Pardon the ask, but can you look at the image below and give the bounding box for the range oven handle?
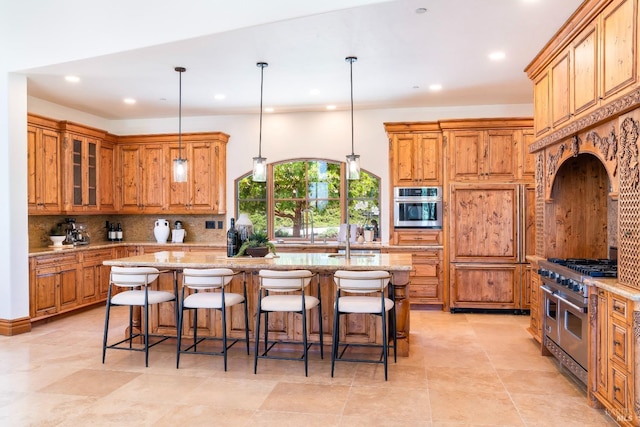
[540,285,556,298]
[555,293,587,313]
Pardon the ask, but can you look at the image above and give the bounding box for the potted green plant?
[236,230,276,257]
[49,224,67,247]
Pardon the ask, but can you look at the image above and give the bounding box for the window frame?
[234,158,380,240]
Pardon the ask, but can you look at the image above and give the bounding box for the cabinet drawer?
[33,253,78,267]
[610,295,630,323]
[611,363,631,414]
[408,283,440,300]
[80,249,113,263]
[411,263,439,280]
[393,230,441,245]
[610,319,631,368]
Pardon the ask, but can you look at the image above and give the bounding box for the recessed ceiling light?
[412,85,420,89]
[415,7,427,14]
[429,84,442,91]
[214,94,226,100]
[489,51,506,61]
[264,107,274,113]
[123,98,136,104]
[309,89,320,95]
[326,105,336,110]
[65,75,80,83]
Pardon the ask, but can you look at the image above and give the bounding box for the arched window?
[235,159,380,241]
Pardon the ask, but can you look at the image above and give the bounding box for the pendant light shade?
[252,62,269,182]
[173,66,188,183]
[345,56,360,180]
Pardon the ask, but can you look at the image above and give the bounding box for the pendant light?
[345,56,360,180]
[173,66,188,183]
[252,62,269,182]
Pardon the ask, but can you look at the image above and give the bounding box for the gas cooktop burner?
[546,258,617,278]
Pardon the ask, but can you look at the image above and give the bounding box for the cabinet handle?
[614,340,621,346]
[614,385,621,393]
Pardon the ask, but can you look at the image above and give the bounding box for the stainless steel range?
[537,258,617,385]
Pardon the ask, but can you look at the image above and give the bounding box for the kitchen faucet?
[303,208,315,243]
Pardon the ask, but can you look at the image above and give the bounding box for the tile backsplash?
[29,214,227,248]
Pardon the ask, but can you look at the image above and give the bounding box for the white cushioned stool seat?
[177,268,249,371]
[331,269,396,380]
[103,266,177,367]
[254,269,323,377]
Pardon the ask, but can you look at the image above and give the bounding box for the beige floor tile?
[510,392,618,426]
[259,382,350,414]
[343,385,430,420]
[426,366,505,393]
[250,410,341,426]
[153,404,257,427]
[497,368,585,397]
[429,388,524,426]
[39,368,141,397]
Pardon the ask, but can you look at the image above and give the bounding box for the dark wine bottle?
[227,218,239,257]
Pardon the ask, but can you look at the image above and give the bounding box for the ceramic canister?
[154,219,170,243]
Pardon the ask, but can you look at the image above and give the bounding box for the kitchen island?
[104,251,413,356]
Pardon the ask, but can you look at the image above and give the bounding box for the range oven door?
[541,285,560,344]
[557,294,588,369]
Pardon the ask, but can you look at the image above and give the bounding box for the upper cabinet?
[117,132,228,214]
[27,115,62,214]
[386,122,442,186]
[27,115,229,216]
[526,0,637,139]
[442,118,534,182]
[59,121,117,214]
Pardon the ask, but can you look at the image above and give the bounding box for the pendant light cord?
[349,57,355,156]
[175,66,186,160]
[257,62,267,158]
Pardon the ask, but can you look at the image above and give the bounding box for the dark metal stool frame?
[331,271,397,380]
[102,267,177,367]
[254,270,323,377]
[176,269,250,371]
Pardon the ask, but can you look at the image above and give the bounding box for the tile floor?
[0,307,617,426]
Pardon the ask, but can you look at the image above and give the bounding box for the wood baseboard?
[0,317,32,336]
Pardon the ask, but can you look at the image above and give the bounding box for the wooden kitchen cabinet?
[80,248,113,302]
[119,132,228,214]
[167,134,228,213]
[63,131,100,212]
[385,247,444,307]
[449,184,519,263]
[527,262,542,342]
[27,116,62,214]
[385,122,443,187]
[449,263,522,311]
[117,142,166,212]
[98,136,117,212]
[447,128,522,181]
[389,132,442,186]
[600,0,636,101]
[592,288,636,425]
[29,253,80,319]
[392,229,441,246]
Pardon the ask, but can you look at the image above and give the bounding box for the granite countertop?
[104,250,413,271]
[29,240,441,257]
[584,276,640,301]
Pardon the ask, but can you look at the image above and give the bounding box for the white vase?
[154,219,170,243]
[236,213,254,243]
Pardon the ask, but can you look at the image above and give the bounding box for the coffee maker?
[65,218,90,245]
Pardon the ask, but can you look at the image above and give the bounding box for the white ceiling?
[19,0,583,120]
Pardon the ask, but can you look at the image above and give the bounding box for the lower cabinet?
[527,262,542,342]
[30,253,80,319]
[449,263,523,312]
[80,248,113,302]
[386,247,443,308]
[592,288,636,426]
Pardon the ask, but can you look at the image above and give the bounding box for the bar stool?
[254,269,323,376]
[331,270,396,380]
[176,268,249,371]
[102,266,177,367]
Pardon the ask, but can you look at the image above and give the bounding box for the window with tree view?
[236,159,380,241]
